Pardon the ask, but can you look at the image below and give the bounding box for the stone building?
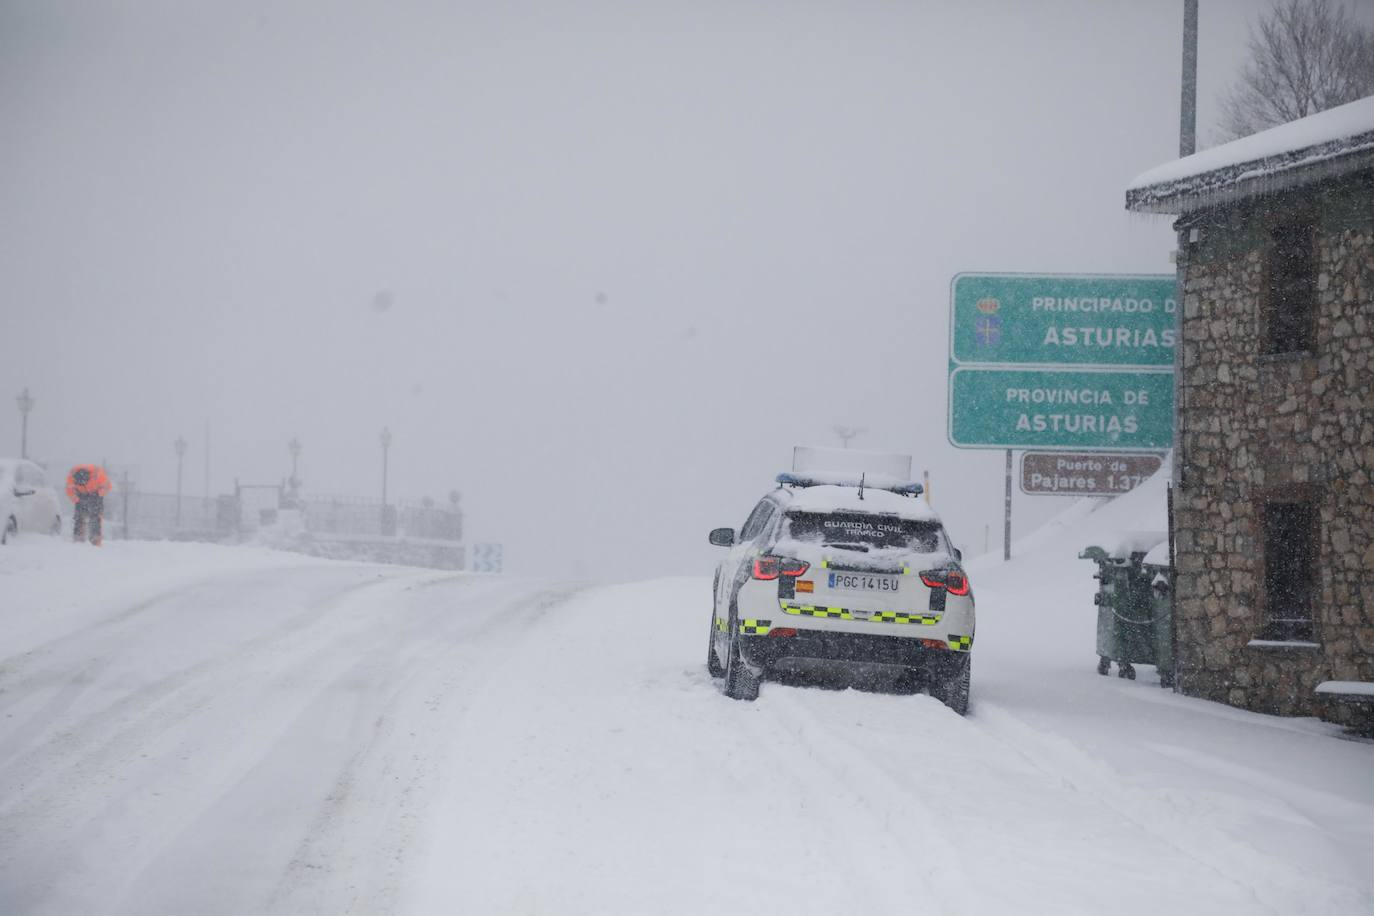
[1126,96,1374,726]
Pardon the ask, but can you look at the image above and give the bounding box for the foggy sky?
[0,1,1321,577]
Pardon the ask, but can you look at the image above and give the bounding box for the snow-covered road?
[2,531,1371,915]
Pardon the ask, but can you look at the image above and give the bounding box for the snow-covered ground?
[1,484,1371,915]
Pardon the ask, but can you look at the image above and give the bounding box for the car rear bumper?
[739,629,968,681]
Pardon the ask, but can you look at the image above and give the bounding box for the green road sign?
[948,367,1174,451]
[950,273,1176,368]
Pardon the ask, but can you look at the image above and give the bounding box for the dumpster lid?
[1142,541,1171,567]
[1095,530,1167,561]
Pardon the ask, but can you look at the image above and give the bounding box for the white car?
[0,459,64,545]
[707,473,975,712]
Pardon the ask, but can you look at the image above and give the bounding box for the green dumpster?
[1079,535,1173,686]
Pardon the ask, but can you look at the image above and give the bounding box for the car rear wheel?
[51,515,62,536]
[2,516,16,545]
[931,655,970,716]
[707,617,725,678]
[722,607,760,701]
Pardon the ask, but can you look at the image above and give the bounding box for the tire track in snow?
[0,561,342,689]
[0,570,522,914]
[260,582,589,916]
[0,570,421,801]
[756,689,976,914]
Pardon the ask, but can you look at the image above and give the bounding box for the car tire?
[931,654,970,716]
[51,515,62,536]
[1,516,16,545]
[707,617,725,678]
[722,605,760,701]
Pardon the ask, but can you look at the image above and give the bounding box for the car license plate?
[827,572,899,594]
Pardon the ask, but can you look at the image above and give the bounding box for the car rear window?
[784,511,944,552]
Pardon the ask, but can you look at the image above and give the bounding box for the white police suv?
[707,471,974,712]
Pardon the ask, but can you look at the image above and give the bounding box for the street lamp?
[379,427,392,505]
[833,425,865,449]
[287,437,302,502]
[379,427,393,534]
[174,436,188,527]
[16,388,35,459]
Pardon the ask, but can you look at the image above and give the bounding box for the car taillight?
[754,557,809,580]
[767,627,798,638]
[945,570,970,596]
[920,569,971,597]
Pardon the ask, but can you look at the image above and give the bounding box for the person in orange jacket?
[66,465,112,545]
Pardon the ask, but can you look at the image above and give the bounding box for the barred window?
[1262,223,1316,354]
[1260,500,1316,642]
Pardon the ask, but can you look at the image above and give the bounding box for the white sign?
[471,543,504,573]
[792,446,911,480]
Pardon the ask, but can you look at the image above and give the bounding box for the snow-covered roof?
[1126,95,1374,215]
[781,483,939,522]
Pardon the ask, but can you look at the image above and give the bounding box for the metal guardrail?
[101,490,462,544]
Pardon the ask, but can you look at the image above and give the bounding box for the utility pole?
[1174,0,1199,494]
[15,388,34,459]
[174,436,187,527]
[1180,0,1199,157]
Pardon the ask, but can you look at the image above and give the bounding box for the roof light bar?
[775,472,924,497]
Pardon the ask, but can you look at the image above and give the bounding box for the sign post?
[948,273,1176,555]
[1003,450,1012,561]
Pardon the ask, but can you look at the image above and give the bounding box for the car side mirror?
[953,547,963,562]
[708,527,736,547]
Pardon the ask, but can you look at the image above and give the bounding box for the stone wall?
[1173,176,1374,725]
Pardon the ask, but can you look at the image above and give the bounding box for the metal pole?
[379,427,392,533]
[1167,480,1179,691]
[1003,449,1013,561]
[1180,0,1198,157]
[174,436,187,528]
[203,421,211,502]
[1174,0,1197,490]
[121,470,130,540]
[16,388,34,459]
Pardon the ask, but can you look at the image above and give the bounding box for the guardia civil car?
[707,473,974,713]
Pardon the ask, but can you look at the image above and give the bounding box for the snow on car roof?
[1126,95,1374,214]
[781,483,939,522]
